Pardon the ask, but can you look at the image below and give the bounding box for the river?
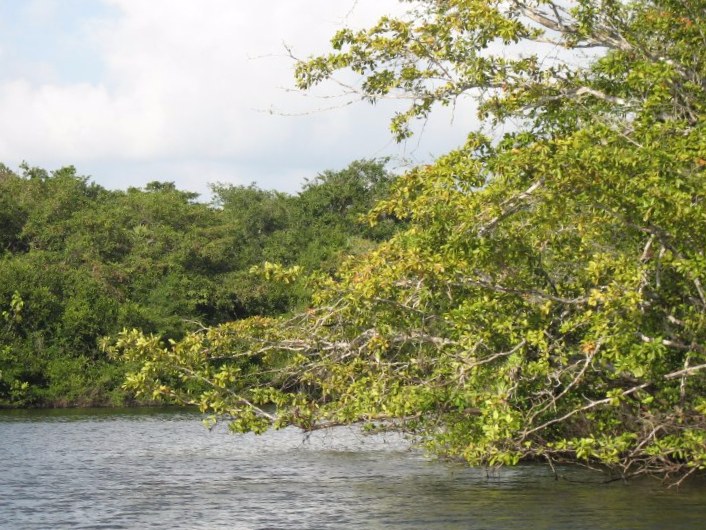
[1,407,704,529]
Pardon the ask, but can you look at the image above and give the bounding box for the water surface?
[1,407,704,529]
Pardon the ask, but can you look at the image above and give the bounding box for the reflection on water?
[1,408,705,529]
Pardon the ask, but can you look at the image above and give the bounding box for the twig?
[521,382,650,439]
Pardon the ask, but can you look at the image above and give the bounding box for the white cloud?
[0,0,473,195]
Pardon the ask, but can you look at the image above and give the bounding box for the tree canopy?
[113,0,706,484]
[0,160,395,406]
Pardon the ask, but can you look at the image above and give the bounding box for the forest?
[4,0,706,485]
[0,159,398,406]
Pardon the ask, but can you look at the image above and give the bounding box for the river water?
[1,408,705,529]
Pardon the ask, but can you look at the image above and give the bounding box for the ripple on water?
[1,408,705,530]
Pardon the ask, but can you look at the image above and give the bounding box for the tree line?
[0,160,398,406]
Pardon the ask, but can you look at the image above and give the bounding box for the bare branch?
[521,382,651,440]
[664,362,706,380]
[456,339,527,369]
[530,341,601,422]
[574,87,627,106]
[478,177,545,236]
[455,277,589,305]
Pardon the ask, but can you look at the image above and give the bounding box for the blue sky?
[0,0,111,84]
[0,0,474,198]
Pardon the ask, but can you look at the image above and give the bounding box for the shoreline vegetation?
[0,159,400,408]
[4,0,706,486]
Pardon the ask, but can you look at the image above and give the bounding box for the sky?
[0,0,477,198]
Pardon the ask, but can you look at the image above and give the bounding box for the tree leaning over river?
[114,0,706,484]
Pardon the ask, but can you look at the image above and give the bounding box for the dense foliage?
[0,159,396,406]
[113,0,706,484]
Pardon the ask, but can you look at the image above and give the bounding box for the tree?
[289,158,399,271]
[114,0,706,484]
[0,166,29,254]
